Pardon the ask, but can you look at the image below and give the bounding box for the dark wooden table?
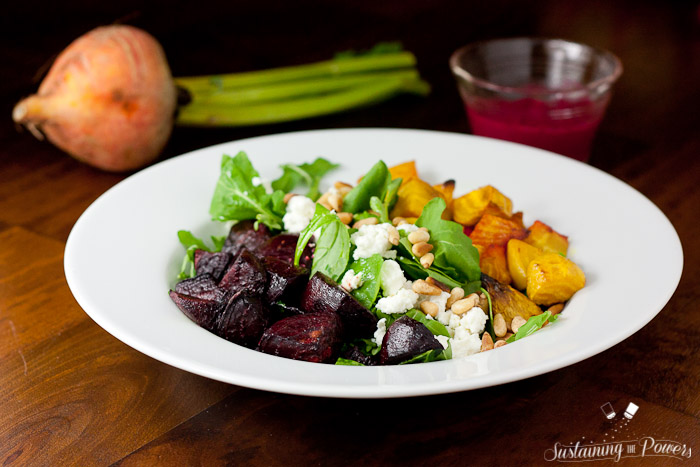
[1,1,699,465]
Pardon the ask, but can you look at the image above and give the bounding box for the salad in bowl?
[169,152,585,366]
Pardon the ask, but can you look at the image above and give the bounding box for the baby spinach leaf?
[348,254,384,309]
[271,157,339,200]
[369,196,390,224]
[209,152,285,230]
[335,358,365,366]
[342,160,391,213]
[416,198,481,283]
[294,203,350,281]
[506,310,559,343]
[384,177,402,210]
[405,309,450,337]
[313,218,351,281]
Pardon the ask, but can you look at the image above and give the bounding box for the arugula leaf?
[347,254,384,309]
[271,157,339,200]
[481,287,495,341]
[342,161,391,213]
[506,311,559,343]
[405,309,450,337]
[176,230,222,279]
[416,198,481,283]
[335,358,365,366]
[399,345,452,364]
[209,152,286,229]
[294,203,350,281]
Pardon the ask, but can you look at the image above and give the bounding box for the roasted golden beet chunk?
[263,257,309,305]
[221,220,272,257]
[379,316,443,365]
[258,312,343,363]
[301,272,377,339]
[169,290,221,331]
[218,249,267,296]
[215,292,271,349]
[194,250,232,281]
[257,234,313,268]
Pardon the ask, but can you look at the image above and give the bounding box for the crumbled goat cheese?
[396,223,419,233]
[442,306,489,358]
[450,333,482,358]
[436,334,450,350]
[341,270,363,292]
[372,318,387,345]
[251,176,273,194]
[375,287,419,314]
[380,260,407,296]
[463,307,488,335]
[350,223,397,260]
[283,196,316,233]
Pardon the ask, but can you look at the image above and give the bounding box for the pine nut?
[446,287,465,309]
[494,340,506,348]
[352,217,378,228]
[387,225,400,246]
[412,279,442,296]
[392,216,406,226]
[412,241,433,257]
[337,212,353,225]
[450,293,479,315]
[283,193,297,203]
[328,192,343,212]
[493,313,507,337]
[511,316,527,334]
[408,229,430,244]
[481,332,494,352]
[420,301,439,317]
[334,181,353,190]
[420,253,434,268]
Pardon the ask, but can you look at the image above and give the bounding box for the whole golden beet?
[12,25,177,172]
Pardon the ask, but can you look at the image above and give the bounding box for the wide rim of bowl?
[449,36,623,98]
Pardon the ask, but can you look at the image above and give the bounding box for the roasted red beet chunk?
[257,234,313,268]
[169,290,221,331]
[302,272,377,339]
[174,273,225,302]
[263,257,309,305]
[379,316,444,365]
[194,250,232,281]
[221,220,272,256]
[215,293,270,349]
[258,312,342,363]
[218,249,267,296]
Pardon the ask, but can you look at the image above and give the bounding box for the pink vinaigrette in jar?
[465,86,610,162]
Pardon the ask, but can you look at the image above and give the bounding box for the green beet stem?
[175,77,430,127]
[174,53,418,93]
[187,70,421,107]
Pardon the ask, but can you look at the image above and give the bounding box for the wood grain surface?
[1,1,699,465]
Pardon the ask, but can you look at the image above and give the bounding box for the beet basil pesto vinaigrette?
[168,153,586,365]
